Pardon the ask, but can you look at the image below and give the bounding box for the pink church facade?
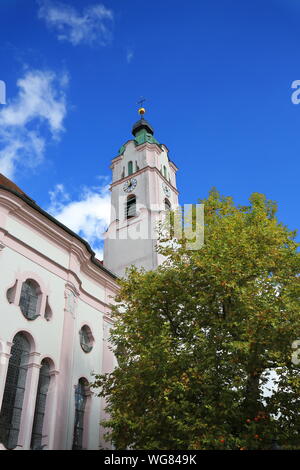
[0,112,179,450]
[0,174,119,450]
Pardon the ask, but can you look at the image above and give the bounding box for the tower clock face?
[123,178,137,193]
[163,184,171,198]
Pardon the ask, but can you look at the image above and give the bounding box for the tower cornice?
[169,160,178,171]
[134,141,163,155]
[109,165,179,195]
[112,141,177,169]
[113,140,165,163]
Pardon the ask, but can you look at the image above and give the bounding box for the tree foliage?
[92,190,300,450]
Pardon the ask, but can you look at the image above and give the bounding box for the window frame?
[79,325,94,353]
[19,279,41,321]
[72,378,89,450]
[165,198,171,211]
[128,161,133,176]
[30,359,51,450]
[0,333,30,449]
[126,194,136,219]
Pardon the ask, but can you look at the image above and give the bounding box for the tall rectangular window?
[30,359,51,450]
[0,333,30,449]
[72,378,88,450]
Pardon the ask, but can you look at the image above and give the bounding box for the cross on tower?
[137,97,146,108]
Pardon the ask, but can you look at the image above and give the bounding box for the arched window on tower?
[165,198,171,211]
[30,359,51,450]
[72,378,89,450]
[0,332,30,449]
[128,161,133,176]
[163,165,167,179]
[126,195,136,219]
[19,279,40,320]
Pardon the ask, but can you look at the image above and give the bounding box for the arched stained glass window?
[19,279,40,320]
[30,359,51,450]
[0,333,30,449]
[72,378,89,450]
[128,161,133,176]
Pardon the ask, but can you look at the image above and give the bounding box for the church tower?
[103,108,179,278]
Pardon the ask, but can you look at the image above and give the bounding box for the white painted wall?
[0,189,118,450]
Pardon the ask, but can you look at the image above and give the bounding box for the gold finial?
[137,97,146,117]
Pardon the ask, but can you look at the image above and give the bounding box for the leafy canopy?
[92,190,300,450]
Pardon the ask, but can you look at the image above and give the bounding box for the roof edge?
[0,184,118,280]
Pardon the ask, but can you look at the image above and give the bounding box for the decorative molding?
[65,281,79,297]
[64,282,79,318]
[111,139,134,162]
[135,141,164,155]
[0,190,118,285]
[169,160,179,172]
[103,322,112,341]
[27,362,42,370]
[6,279,18,305]
[103,314,114,324]
[28,352,42,366]
[110,165,179,195]
[6,273,50,321]
[1,232,118,310]
[111,154,123,166]
[0,352,12,366]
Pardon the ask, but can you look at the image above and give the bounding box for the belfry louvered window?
[165,198,171,211]
[30,359,51,450]
[126,195,136,219]
[72,378,89,450]
[0,333,30,449]
[19,279,40,320]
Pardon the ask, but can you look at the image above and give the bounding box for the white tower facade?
[103,115,179,278]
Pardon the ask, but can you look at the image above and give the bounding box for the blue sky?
[0,0,299,257]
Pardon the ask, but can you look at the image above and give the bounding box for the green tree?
[92,190,300,450]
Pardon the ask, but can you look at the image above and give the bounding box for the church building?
[0,110,179,450]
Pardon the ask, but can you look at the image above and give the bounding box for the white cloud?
[37,0,114,46]
[126,49,134,64]
[47,182,111,259]
[0,69,68,180]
